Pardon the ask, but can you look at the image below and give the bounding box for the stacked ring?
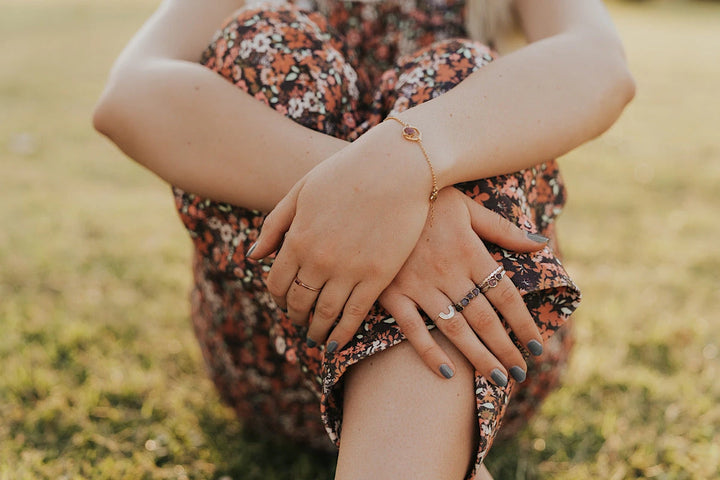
[451,265,506,313]
[478,266,506,294]
[436,265,507,321]
[453,285,482,313]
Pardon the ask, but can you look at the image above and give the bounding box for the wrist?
[385,107,459,190]
[353,121,434,207]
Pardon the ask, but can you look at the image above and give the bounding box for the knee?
[200,3,358,127]
[201,3,325,74]
[389,39,496,109]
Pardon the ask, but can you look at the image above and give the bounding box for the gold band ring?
[293,276,322,292]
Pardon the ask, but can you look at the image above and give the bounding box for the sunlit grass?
[1,0,718,478]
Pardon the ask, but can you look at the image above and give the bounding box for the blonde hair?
[464,0,515,47]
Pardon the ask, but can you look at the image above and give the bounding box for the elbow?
[618,65,636,108]
[92,84,123,141]
[92,81,139,150]
[588,60,635,139]
[607,37,636,109]
[602,32,636,108]
[92,92,115,139]
[92,64,146,142]
[605,58,636,121]
[587,32,636,128]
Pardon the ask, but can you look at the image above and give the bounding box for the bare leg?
[335,330,484,480]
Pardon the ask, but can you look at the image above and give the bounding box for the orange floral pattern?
[173,1,580,477]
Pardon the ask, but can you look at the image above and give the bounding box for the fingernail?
[526,232,549,244]
[246,242,257,257]
[439,364,454,379]
[509,366,526,383]
[527,339,544,356]
[306,337,317,348]
[490,369,508,387]
[326,340,338,354]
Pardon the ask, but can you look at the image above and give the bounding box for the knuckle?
[330,323,355,344]
[496,344,524,366]
[313,301,339,321]
[416,342,440,362]
[441,316,466,337]
[363,260,389,281]
[514,320,539,340]
[289,313,308,326]
[471,308,497,331]
[266,278,286,299]
[495,281,518,304]
[398,316,423,337]
[308,249,334,271]
[467,354,495,375]
[286,295,308,313]
[343,302,368,320]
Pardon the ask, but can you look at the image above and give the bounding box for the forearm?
[391,1,635,189]
[93,0,348,212]
[95,62,347,211]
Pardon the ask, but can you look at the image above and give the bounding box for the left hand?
[379,187,547,383]
[247,123,433,351]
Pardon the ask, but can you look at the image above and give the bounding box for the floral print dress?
[172,0,581,477]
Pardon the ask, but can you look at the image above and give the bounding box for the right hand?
[379,187,548,385]
[247,122,434,351]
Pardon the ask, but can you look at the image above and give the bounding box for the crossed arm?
[94,0,633,211]
[94,0,634,381]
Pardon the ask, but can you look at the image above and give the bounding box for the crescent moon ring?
[437,305,456,321]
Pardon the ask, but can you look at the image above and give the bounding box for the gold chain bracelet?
[384,116,439,222]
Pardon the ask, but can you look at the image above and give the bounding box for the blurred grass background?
[1,0,718,478]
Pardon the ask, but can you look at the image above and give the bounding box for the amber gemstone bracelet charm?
[384,116,440,220]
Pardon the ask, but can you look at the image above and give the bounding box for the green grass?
[1,0,719,478]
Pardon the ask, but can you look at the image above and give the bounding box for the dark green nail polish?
[526,232,549,244]
[246,242,257,256]
[306,337,317,348]
[326,341,338,354]
[509,366,526,383]
[490,369,508,387]
[527,340,543,356]
[439,364,454,379]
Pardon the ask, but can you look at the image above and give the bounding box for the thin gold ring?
[293,276,322,292]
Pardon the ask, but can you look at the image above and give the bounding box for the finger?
[478,270,544,359]
[265,248,300,312]
[380,292,456,379]
[285,270,325,327]
[417,291,508,387]
[247,182,302,259]
[305,280,351,347]
[325,283,379,354]
[463,195,549,253]
[441,276,528,383]
[452,284,528,383]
